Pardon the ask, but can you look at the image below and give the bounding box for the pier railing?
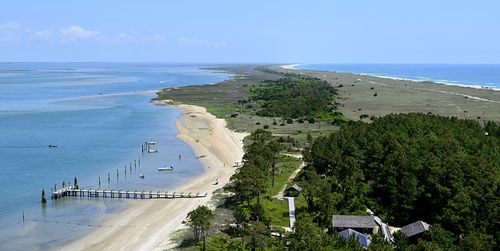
[52,186,207,200]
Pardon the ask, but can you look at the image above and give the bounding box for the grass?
[155,65,342,142]
[266,158,301,196]
[244,155,302,229]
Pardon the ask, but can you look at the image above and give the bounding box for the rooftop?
[401,221,430,237]
[332,215,377,229]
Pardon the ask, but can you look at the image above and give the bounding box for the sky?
[0,0,499,63]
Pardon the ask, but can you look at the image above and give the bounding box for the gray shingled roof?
[332,215,377,229]
[401,221,430,237]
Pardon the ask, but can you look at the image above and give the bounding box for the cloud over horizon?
[0,21,175,45]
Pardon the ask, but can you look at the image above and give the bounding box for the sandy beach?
[60,104,246,251]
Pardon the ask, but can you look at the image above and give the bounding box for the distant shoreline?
[282,64,500,91]
[277,65,500,122]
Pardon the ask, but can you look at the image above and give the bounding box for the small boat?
[146,141,157,145]
[48,144,58,148]
[158,165,174,171]
[139,173,145,179]
[148,149,159,153]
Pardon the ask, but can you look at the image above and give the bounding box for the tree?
[244,221,269,251]
[459,233,496,251]
[186,205,214,251]
[393,231,409,251]
[420,224,455,250]
[267,140,283,187]
[306,113,500,244]
[368,234,393,251]
[289,217,333,251]
[306,133,313,144]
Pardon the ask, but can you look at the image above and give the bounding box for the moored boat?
[158,165,174,171]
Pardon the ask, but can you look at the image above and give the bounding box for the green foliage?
[248,76,337,119]
[458,232,496,251]
[230,129,285,204]
[243,221,271,251]
[306,113,500,247]
[187,205,215,248]
[201,236,246,251]
[393,231,410,251]
[368,234,393,251]
[288,217,334,251]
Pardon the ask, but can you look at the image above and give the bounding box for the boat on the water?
[139,173,145,179]
[48,144,58,148]
[148,149,159,153]
[158,165,174,171]
[146,141,157,145]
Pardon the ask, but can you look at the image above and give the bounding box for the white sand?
[280,64,301,69]
[60,104,247,251]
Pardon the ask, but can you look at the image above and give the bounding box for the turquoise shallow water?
[0,63,229,250]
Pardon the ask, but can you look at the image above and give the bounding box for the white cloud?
[0,22,106,43]
[0,21,219,48]
[0,21,30,42]
[59,25,103,41]
[177,36,227,48]
[114,31,166,44]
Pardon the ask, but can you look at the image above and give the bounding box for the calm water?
[0,63,229,250]
[297,64,500,89]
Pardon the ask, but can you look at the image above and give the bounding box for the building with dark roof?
[284,184,303,197]
[332,215,379,234]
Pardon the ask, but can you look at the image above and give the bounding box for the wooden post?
[98,176,101,187]
[22,212,24,223]
[108,172,110,184]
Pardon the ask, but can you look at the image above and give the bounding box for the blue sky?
[0,0,499,63]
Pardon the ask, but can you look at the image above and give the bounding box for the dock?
[51,186,207,200]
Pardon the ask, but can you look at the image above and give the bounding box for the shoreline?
[283,64,500,91]
[59,103,247,251]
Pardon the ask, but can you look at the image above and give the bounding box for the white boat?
[146,141,157,145]
[148,149,159,153]
[158,165,174,171]
[139,173,145,178]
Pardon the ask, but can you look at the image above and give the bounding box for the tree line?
[246,76,338,120]
[184,114,499,250]
[303,113,499,250]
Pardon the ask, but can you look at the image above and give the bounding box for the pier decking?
[52,186,207,200]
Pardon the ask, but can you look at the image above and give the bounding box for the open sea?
[296,64,500,90]
[0,63,229,250]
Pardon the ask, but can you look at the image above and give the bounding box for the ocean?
[0,63,229,250]
[296,64,500,90]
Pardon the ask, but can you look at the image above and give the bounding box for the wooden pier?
[51,186,207,200]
